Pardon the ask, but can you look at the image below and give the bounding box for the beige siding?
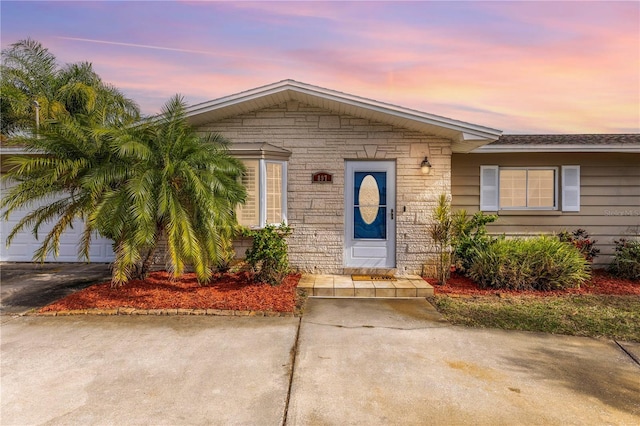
[197,101,453,275]
[452,152,640,268]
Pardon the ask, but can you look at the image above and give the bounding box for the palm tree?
[2,39,245,287]
[0,98,138,263]
[90,95,246,286]
[1,38,57,136]
[1,40,141,264]
[1,38,139,136]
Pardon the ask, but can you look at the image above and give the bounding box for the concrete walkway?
[2,298,639,425]
[297,274,434,297]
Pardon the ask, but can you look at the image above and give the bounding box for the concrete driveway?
[1,297,639,425]
[1,315,299,425]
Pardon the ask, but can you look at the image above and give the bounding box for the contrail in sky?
[58,36,225,56]
[58,36,291,64]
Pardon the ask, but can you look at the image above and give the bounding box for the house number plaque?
[312,172,333,183]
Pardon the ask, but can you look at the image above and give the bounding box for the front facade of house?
[2,80,638,272]
[183,80,500,275]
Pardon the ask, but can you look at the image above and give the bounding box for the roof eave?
[185,80,502,147]
[470,144,640,154]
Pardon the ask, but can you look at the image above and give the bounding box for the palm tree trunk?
[137,226,164,279]
[137,243,157,279]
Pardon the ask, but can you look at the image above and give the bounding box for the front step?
[297,274,434,298]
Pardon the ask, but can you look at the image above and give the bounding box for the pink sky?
[2,1,638,134]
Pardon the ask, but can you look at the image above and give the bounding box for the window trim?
[261,159,287,226]
[230,143,291,229]
[238,158,287,228]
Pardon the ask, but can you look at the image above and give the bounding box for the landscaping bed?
[427,270,640,342]
[38,271,301,315]
[425,269,640,297]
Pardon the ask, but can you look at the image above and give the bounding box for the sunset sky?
[1,1,638,134]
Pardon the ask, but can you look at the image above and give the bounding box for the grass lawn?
[426,270,640,342]
[431,295,640,342]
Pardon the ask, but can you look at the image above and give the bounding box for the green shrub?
[469,236,590,291]
[244,223,292,285]
[451,210,498,275]
[608,238,640,281]
[428,194,453,285]
[557,228,599,262]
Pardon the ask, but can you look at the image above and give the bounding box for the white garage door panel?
[1,181,115,262]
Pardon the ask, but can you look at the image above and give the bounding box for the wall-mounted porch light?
[420,157,432,174]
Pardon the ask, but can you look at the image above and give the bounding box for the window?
[481,165,580,212]
[499,168,556,209]
[236,159,287,228]
[238,160,259,226]
[266,162,283,224]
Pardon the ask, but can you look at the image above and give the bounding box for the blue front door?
[344,161,396,268]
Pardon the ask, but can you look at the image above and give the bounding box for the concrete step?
[297,274,434,298]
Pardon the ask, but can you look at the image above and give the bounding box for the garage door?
[1,181,115,262]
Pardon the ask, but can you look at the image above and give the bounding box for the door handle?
[390,208,394,220]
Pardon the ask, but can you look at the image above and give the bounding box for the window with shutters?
[480,165,579,212]
[236,159,287,228]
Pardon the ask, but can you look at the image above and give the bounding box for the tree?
[1,38,57,136]
[1,38,139,137]
[2,95,245,287]
[90,95,246,286]
[1,39,246,287]
[1,39,140,266]
[0,96,139,264]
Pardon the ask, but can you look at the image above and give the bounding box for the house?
[452,134,640,268]
[2,80,639,272]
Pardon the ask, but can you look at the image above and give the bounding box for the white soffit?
[185,80,502,151]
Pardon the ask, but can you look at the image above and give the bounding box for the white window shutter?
[562,165,580,212]
[480,165,499,211]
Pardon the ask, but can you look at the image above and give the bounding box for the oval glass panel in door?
[358,174,380,224]
[354,171,386,239]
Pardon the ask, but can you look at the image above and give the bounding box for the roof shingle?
[493,134,640,146]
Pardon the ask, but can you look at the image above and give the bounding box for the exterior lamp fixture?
[420,157,432,174]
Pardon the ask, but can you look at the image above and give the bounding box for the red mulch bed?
[39,271,301,313]
[426,269,640,297]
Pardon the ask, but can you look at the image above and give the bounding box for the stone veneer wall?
[197,101,452,275]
